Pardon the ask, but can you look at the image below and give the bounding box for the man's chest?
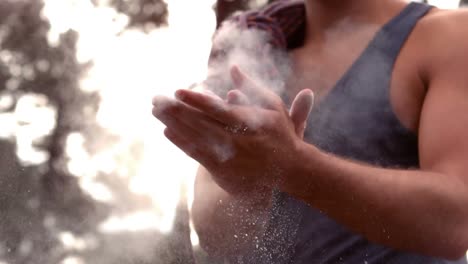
[285,35,427,133]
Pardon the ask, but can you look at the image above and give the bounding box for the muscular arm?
[282,18,468,259]
[286,145,468,259]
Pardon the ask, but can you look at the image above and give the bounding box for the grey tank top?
[230,2,468,264]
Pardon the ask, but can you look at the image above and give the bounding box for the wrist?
[279,139,322,199]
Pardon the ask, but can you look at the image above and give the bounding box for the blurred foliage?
[0,0,231,262]
[0,0,108,262]
[0,0,198,263]
[108,0,168,30]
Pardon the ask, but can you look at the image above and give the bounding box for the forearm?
[191,166,271,257]
[282,142,468,259]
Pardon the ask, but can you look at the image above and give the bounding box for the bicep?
[418,67,468,180]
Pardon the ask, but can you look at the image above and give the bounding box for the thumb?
[289,89,314,138]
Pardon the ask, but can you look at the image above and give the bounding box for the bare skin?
[152,0,468,260]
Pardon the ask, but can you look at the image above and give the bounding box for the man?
[152,0,468,263]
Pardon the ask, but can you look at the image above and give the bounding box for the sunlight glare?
[427,0,460,9]
[59,232,89,251]
[14,94,57,165]
[60,256,85,264]
[99,210,168,233]
[43,0,216,237]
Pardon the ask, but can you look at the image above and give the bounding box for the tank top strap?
[374,2,433,59]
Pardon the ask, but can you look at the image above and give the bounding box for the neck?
[304,0,405,44]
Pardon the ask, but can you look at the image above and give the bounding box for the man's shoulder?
[408,8,468,78]
[421,7,468,26]
[416,8,468,50]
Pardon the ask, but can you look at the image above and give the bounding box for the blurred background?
[0,0,466,263]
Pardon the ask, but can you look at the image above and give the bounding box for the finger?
[154,97,236,164]
[289,89,314,138]
[230,65,282,109]
[175,89,241,126]
[152,95,225,135]
[202,89,222,100]
[226,89,250,105]
[190,84,223,100]
[153,102,204,140]
[152,94,169,107]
